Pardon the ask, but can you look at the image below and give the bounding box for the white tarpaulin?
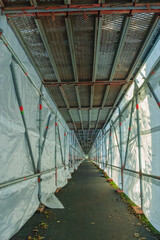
[0,16,84,240]
[90,38,160,231]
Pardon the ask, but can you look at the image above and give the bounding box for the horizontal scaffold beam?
[43,80,132,86]
[58,106,115,110]
[2,4,160,17]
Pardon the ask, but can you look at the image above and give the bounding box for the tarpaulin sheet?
[0,16,84,240]
[90,38,160,231]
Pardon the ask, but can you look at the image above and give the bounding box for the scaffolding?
[89,36,160,231]
[0,18,84,240]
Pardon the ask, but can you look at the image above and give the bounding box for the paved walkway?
[12,161,157,240]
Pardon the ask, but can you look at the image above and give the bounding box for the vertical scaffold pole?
[104,131,107,169]
[64,131,67,167]
[124,98,134,167]
[10,62,36,174]
[55,116,58,186]
[136,91,143,209]
[57,124,64,166]
[102,130,104,169]
[37,85,43,201]
[110,126,113,179]
[118,108,123,190]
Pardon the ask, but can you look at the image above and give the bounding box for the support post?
[41,113,52,154]
[147,82,160,109]
[37,85,43,201]
[119,108,123,190]
[55,116,58,186]
[136,91,143,209]
[64,131,67,167]
[110,126,113,179]
[10,62,36,174]
[57,124,64,166]
[124,98,134,167]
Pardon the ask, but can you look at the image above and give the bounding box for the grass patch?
[139,214,160,236]
[95,164,160,237]
[109,181,119,189]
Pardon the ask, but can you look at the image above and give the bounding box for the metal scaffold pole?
[10,61,36,174]
[136,90,143,210]
[110,126,113,179]
[118,108,123,190]
[37,85,43,201]
[55,116,58,186]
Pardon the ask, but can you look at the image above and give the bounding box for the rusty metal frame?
[2,4,160,17]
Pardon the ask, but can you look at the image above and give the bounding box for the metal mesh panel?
[100,109,109,121]
[90,109,99,121]
[114,13,154,79]
[78,86,90,107]
[63,86,78,107]
[70,14,95,80]
[105,85,121,105]
[12,17,57,80]
[93,85,106,106]
[82,110,89,122]
[40,16,74,81]
[97,14,124,80]
[47,86,66,107]
[70,110,80,122]
[4,0,30,6]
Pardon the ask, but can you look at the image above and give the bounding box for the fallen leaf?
[37,236,45,240]
[134,233,140,237]
[137,223,142,226]
[90,222,95,224]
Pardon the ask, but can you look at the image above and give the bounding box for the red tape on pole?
[19,106,24,112]
[39,104,42,110]
[136,104,139,110]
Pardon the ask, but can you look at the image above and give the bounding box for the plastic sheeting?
[0,16,84,240]
[90,39,160,231]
